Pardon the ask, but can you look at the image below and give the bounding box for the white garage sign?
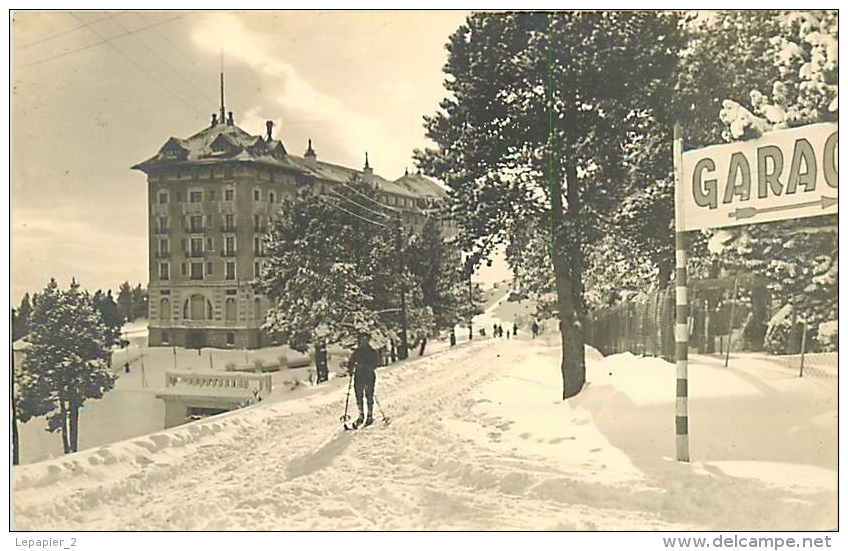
[677,122,838,231]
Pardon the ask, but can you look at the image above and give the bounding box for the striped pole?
[673,123,690,462]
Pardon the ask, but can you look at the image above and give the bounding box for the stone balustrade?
[165,370,272,393]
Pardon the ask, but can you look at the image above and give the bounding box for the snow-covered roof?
[133,122,444,200]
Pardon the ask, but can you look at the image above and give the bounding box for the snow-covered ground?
[12,329,836,530]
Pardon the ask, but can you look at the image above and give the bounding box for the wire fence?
[585,284,838,378]
[585,286,677,361]
[765,352,838,378]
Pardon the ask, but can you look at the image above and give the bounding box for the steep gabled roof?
[132,122,439,202]
[393,172,449,199]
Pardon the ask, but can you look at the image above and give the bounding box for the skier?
[532,320,539,339]
[347,331,380,428]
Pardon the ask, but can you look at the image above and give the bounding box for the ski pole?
[340,366,355,425]
[373,395,392,426]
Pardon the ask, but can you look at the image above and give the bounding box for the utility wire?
[318,197,387,228]
[15,11,124,49]
[338,180,401,214]
[67,12,203,117]
[135,11,212,82]
[329,188,390,220]
[16,11,193,70]
[111,15,217,106]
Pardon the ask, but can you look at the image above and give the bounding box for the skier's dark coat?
[349,342,380,419]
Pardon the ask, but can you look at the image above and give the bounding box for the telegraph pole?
[468,270,474,341]
[394,213,409,360]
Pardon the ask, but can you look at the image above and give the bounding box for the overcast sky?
[11,10,511,303]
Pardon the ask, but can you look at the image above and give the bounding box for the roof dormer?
[159,137,188,160]
[208,133,240,157]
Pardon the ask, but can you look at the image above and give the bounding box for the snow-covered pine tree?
[417,11,685,398]
[699,10,838,353]
[403,216,465,354]
[257,176,400,354]
[18,279,117,454]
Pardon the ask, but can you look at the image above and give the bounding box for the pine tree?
[131,283,148,320]
[117,281,133,323]
[688,11,839,352]
[257,176,400,352]
[416,12,686,398]
[17,279,117,454]
[12,293,32,341]
[403,217,464,353]
[93,289,123,346]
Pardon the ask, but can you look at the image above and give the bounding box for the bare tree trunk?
[68,387,79,453]
[57,390,70,454]
[11,349,19,465]
[549,151,586,400]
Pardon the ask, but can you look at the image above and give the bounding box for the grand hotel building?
[133,104,449,349]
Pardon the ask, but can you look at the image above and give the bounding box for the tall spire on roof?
[219,50,226,125]
[364,152,370,170]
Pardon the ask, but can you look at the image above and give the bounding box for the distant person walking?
[124,361,130,373]
[497,324,504,338]
[513,323,518,337]
[493,323,498,338]
[347,332,381,428]
[532,321,539,339]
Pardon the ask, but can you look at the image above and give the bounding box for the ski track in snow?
[14,339,690,531]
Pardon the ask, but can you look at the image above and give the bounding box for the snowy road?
[13,337,836,531]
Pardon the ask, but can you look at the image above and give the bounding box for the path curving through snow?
[13,336,835,531]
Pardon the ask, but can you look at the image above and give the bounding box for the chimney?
[266,120,274,142]
[211,113,218,127]
[227,111,234,126]
[363,152,373,181]
[304,139,317,166]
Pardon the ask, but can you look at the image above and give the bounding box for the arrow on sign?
[728,195,837,220]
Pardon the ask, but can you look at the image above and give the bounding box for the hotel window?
[158,191,168,204]
[253,214,262,232]
[158,238,169,256]
[225,188,234,201]
[190,262,204,280]
[159,262,170,281]
[181,262,187,276]
[190,237,203,256]
[224,214,235,232]
[209,189,216,201]
[226,332,235,345]
[158,216,168,233]
[254,189,261,201]
[206,237,214,251]
[206,262,213,276]
[225,261,236,280]
[269,191,276,203]
[162,332,170,345]
[190,190,203,203]
[253,236,263,255]
[254,261,261,279]
[225,236,236,255]
[189,215,203,233]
